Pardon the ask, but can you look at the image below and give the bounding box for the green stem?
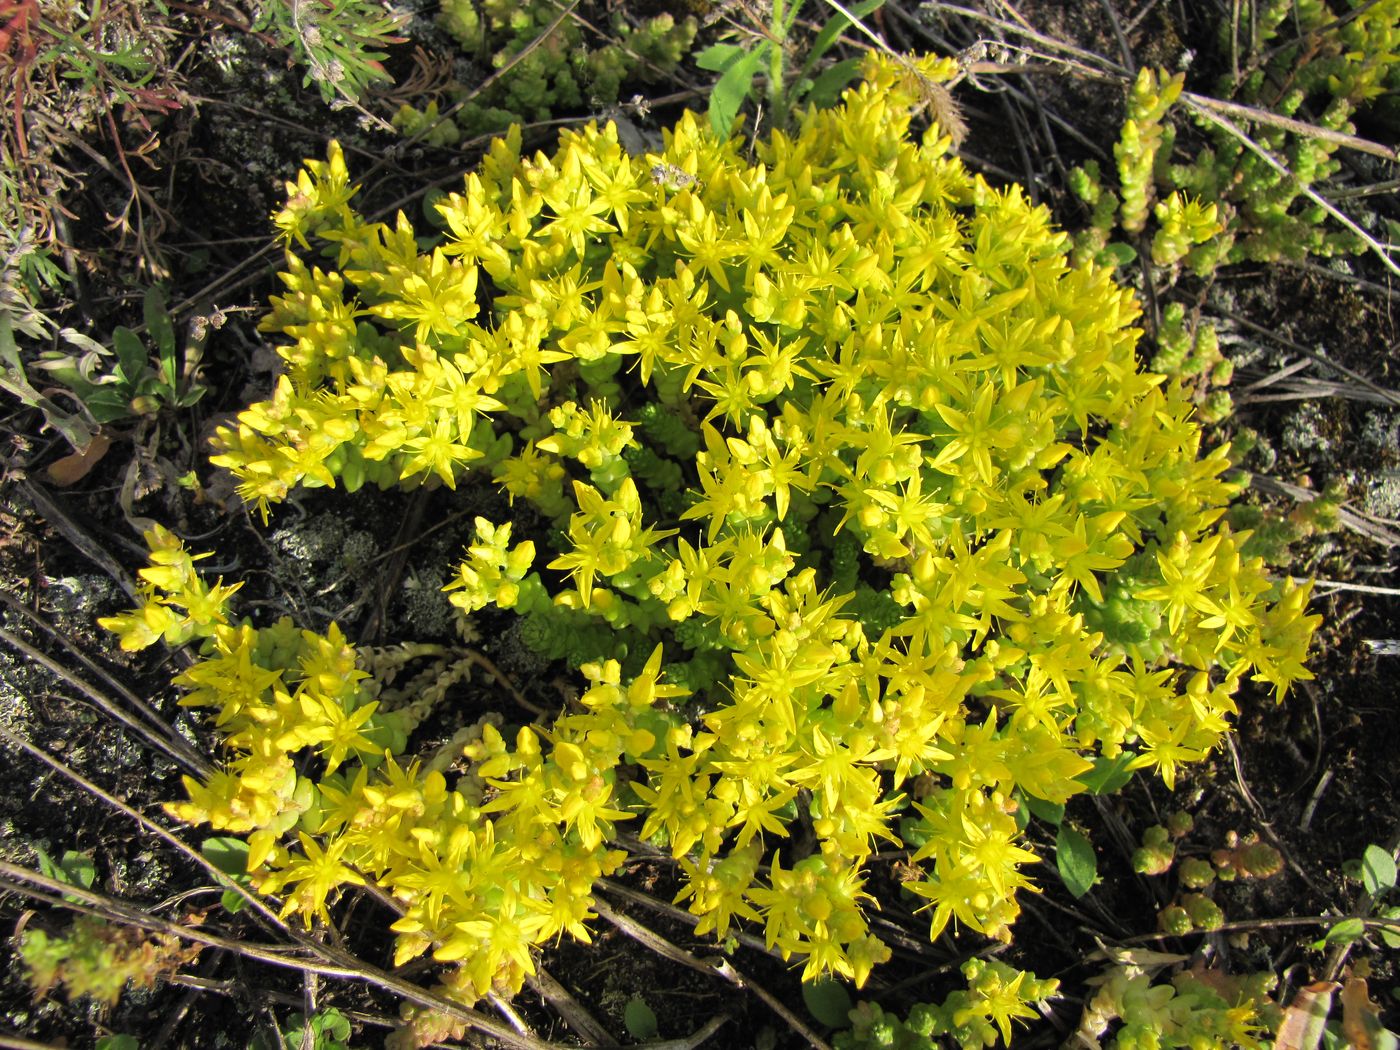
[769,0,788,129]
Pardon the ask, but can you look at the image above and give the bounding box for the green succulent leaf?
[1361,844,1397,896]
[1056,825,1097,899]
[803,976,854,1028]
[201,836,251,877]
[1022,795,1065,827]
[624,996,659,1040]
[1080,753,1136,795]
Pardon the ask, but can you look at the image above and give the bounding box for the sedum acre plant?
[102,54,1319,1018]
[392,0,696,142]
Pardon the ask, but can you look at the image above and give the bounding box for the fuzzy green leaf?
[60,851,96,889]
[695,43,748,73]
[709,45,768,139]
[624,996,659,1040]
[1380,906,1400,950]
[111,327,148,388]
[144,286,176,371]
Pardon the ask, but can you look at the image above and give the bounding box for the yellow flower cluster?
[106,53,1319,1002]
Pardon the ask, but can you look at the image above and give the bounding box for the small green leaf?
[422,186,448,227]
[802,977,853,1028]
[709,45,768,139]
[60,850,96,889]
[97,1037,140,1050]
[1080,753,1136,795]
[1380,905,1400,950]
[1097,242,1139,268]
[1361,844,1397,896]
[314,1008,352,1042]
[202,836,251,876]
[33,847,95,903]
[219,888,247,914]
[1321,918,1365,947]
[1056,825,1097,899]
[85,391,136,423]
[33,845,62,884]
[1022,795,1065,826]
[624,996,659,1040]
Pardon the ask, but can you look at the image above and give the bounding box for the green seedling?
[697,0,888,137]
[32,286,208,430]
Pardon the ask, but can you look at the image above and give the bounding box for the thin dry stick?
[0,865,330,971]
[1093,0,1136,73]
[1113,912,1400,946]
[1298,768,1334,832]
[635,1015,730,1050]
[0,624,210,776]
[1180,99,1400,280]
[816,0,900,59]
[487,992,536,1040]
[1252,475,1400,549]
[1182,90,1399,162]
[1328,177,1400,200]
[0,593,210,772]
[923,2,1127,75]
[0,590,160,715]
[1216,308,1400,410]
[148,952,223,1050]
[528,967,613,1047]
[1123,0,1171,36]
[595,877,778,958]
[460,649,546,718]
[592,898,830,1050]
[17,478,140,598]
[0,863,567,1050]
[1235,366,1400,407]
[1238,357,1313,391]
[0,725,289,932]
[1306,579,1400,597]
